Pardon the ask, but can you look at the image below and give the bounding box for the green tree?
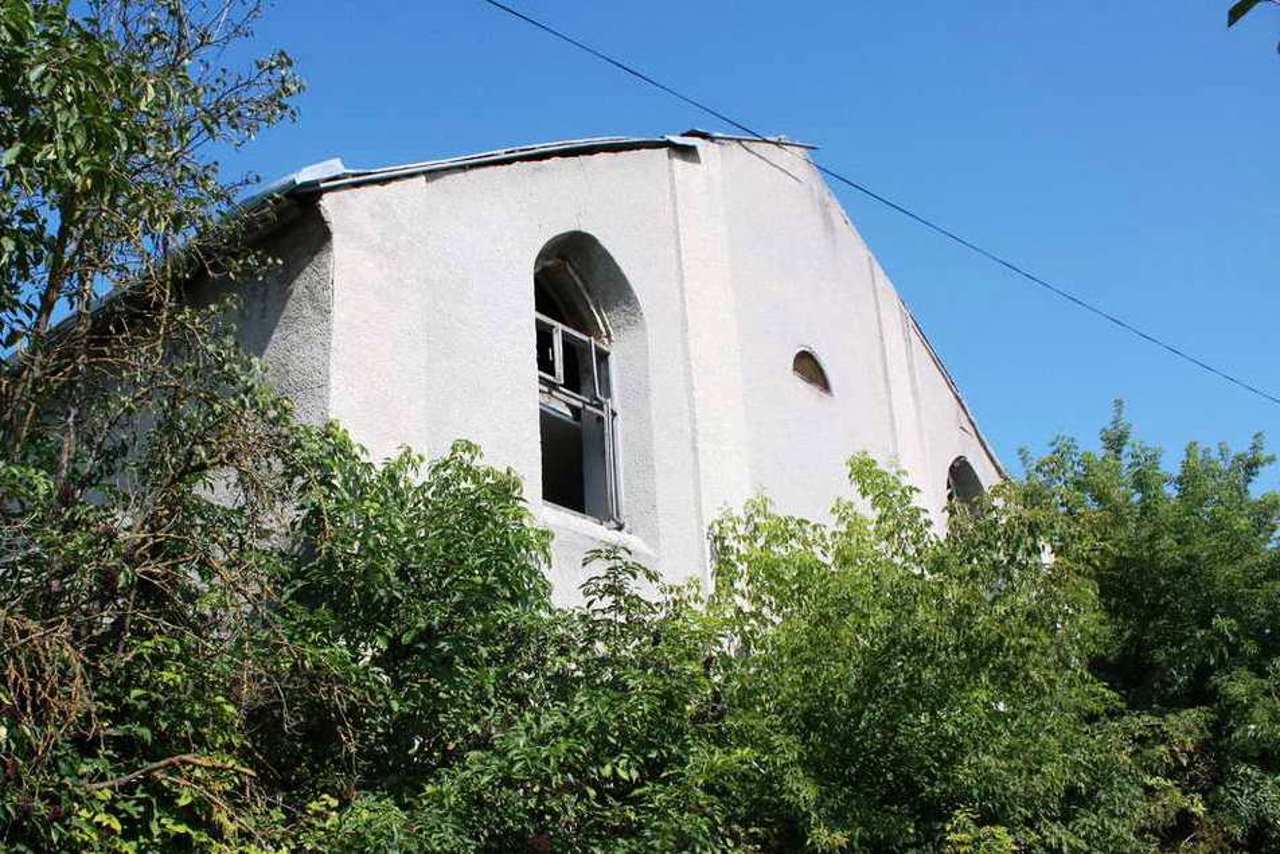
[1022,406,1280,850]
[0,0,307,848]
[0,0,300,463]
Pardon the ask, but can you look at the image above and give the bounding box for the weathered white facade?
[238,131,1003,601]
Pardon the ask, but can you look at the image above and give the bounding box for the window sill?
[539,503,656,561]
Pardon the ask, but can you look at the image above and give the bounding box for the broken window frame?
[536,309,623,527]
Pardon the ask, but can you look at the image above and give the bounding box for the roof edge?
[288,136,689,198]
[900,303,1011,481]
[244,129,816,205]
[241,157,347,209]
[681,128,818,150]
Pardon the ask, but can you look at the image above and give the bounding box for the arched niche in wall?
[533,232,653,535]
[946,456,984,510]
[792,348,832,394]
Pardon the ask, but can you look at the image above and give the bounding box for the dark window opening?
[793,349,832,393]
[946,457,984,509]
[535,274,571,325]
[535,261,599,336]
[539,404,585,512]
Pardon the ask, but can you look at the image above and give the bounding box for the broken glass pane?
[560,327,594,398]
[536,318,557,380]
[594,347,611,400]
[540,399,584,513]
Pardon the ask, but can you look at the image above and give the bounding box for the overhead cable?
[478,0,1280,408]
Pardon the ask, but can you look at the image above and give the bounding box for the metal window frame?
[536,315,563,385]
[536,311,622,527]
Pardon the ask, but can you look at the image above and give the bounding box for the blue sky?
[223,1,1280,487]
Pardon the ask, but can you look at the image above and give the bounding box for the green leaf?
[1229,0,1264,26]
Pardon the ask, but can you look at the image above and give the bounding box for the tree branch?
[85,753,256,791]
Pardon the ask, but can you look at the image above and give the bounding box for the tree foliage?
[0,0,300,463]
[1019,411,1280,851]
[4,352,1278,851]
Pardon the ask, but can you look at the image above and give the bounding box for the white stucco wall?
[319,148,707,599]
[699,139,1001,530]
[256,136,1002,602]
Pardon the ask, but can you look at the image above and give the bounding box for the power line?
[478,0,1280,409]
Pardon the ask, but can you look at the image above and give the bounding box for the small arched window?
[946,456,984,509]
[792,349,831,394]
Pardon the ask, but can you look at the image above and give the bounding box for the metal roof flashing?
[241,157,348,208]
[680,128,818,150]
[246,130,814,204]
[298,136,686,196]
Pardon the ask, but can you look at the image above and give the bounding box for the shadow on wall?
[236,207,331,360]
[189,206,334,424]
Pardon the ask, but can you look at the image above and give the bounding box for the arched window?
[946,456,984,509]
[792,349,831,394]
[535,256,619,524]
